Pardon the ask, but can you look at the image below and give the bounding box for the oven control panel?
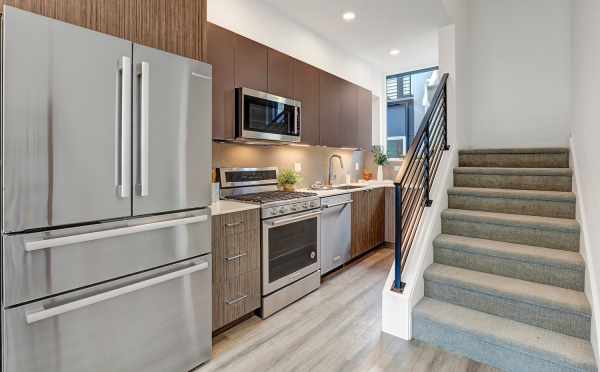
[262,198,321,219]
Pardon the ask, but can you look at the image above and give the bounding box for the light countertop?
[299,180,395,198]
[209,200,260,216]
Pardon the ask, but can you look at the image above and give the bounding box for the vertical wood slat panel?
[4,0,125,38]
[126,0,205,61]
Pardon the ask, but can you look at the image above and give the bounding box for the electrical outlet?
[294,162,302,172]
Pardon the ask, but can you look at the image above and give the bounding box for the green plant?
[277,168,302,186]
[372,145,388,166]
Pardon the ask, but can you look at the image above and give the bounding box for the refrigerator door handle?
[137,61,150,197]
[25,215,208,252]
[117,56,132,199]
[25,259,209,324]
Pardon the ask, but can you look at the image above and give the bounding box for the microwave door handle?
[25,260,209,324]
[137,61,150,197]
[295,106,300,135]
[117,56,132,199]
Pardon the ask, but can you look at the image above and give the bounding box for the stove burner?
[227,191,317,204]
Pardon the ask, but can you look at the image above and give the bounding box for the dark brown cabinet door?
[234,34,268,92]
[319,71,342,148]
[340,80,358,148]
[207,22,236,140]
[5,0,126,38]
[357,87,373,151]
[268,48,294,98]
[293,60,320,145]
[126,0,206,61]
[351,190,369,258]
[368,188,386,248]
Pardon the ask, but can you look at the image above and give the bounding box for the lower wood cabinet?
[212,209,261,331]
[351,188,386,258]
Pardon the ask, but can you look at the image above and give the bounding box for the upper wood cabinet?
[3,0,208,61]
[357,87,373,150]
[234,34,268,92]
[319,71,342,148]
[126,0,207,61]
[3,0,126,38]
[293,60,320,145]
[268,48,294,98]
[340,80,358,148]
[207,23,236,140]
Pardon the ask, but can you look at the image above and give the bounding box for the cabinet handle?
[225,294,248,305]
[225,253,247,261]
[225,221,244,228]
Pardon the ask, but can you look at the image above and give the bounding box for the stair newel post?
[393,182,404,292]
[423,120,433,207]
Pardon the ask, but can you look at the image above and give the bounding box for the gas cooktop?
[226,191,317,204]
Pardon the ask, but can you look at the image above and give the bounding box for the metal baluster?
[423,121,433,207]
[393,183,404,292]
[443,85,450,151]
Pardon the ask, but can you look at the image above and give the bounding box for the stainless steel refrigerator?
[1,7,213,372]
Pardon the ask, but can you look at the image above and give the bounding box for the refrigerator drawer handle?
[322,200,353,209]
[25,260,209,324]
[25,215,208,252]
[225,294,248,305]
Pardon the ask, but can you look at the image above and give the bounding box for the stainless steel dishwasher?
[320,194,353,274]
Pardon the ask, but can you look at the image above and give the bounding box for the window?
[386,67,439,158]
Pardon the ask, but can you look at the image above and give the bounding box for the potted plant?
[277,168,302,191]
[372,146,388,181]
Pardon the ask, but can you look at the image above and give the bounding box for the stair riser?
[454,173,572,192]
[459,153,569,168]
[413,316,595,372]
[448,194,575,219]
[434,247,585,291]
[424,280,591,340]
[442,218,580,251]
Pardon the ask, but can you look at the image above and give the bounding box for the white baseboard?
[381,148,458,340]
[570,137,600,363]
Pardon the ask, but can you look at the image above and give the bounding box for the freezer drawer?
[3,210,210,307]
[320,194,352,274]
[2,7,133,232]
[2,256,212,372]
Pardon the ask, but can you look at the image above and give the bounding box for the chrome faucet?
[327,154,344,186]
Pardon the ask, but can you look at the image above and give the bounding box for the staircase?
[412,148,598,372]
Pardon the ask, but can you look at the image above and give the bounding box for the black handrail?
[392,73,449,292]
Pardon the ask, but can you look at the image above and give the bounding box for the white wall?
[445,0,571,149]
[571,0,600,362]
[208,0,386,146]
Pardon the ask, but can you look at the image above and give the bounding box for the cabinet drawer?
[214,209,259,235]
[213,269,260,330]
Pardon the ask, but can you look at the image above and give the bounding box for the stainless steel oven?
[236,87,301,143]
[262,210,321,296]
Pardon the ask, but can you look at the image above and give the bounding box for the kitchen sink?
[334,185,365,190]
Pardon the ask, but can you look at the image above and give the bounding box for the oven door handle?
[266,211,321,227]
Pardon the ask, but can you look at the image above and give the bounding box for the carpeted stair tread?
[442,209,579,233]
[454,167,572,176]
[413,298,597,372]
[459,148,569,155]
[434,234,584,271]
[424,263,591,316]
[448,187,576,202]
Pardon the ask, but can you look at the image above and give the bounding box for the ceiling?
[261,0,450,74]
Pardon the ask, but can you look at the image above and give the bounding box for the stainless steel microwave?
[236,87,302,143]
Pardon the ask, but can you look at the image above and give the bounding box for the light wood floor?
[195,247,499,372]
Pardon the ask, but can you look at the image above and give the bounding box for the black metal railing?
[392,73,449,292]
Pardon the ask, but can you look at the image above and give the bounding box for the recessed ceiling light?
[389,49,400,56]
[342,11,356,21]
